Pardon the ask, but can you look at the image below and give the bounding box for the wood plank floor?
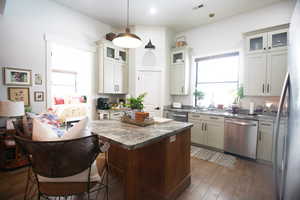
[0,157,274,200]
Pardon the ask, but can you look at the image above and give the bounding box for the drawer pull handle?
[261,123,271,126]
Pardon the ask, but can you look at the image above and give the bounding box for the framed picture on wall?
[34,73,42,85]
[3,67,32,86]
[7,87,30,106]
[34,91,44,102]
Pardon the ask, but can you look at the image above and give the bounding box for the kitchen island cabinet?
[90,120,193,200]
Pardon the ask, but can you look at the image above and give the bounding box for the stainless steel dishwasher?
[224,118,258,159]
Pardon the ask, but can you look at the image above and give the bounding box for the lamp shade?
[112,28,142,49]
[0,101,25,117]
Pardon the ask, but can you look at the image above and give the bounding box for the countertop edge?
[93,123,193,150]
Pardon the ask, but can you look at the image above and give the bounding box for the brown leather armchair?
[14,134,109,200]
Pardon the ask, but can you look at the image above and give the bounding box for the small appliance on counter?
[97,98,110,110]
[249,102,255,115]
[172,102,182,109]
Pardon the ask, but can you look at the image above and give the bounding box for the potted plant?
[234,85,244,105]
[193,90,205,108]
[126,93,149,121]
[231,85,244,114]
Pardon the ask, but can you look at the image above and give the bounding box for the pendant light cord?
[127,0,129,28]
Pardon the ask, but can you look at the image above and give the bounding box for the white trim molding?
[136,66,164,72]
[44,33,97,53]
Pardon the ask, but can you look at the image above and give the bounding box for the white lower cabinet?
[189,114,224,150]
[257,121,274,162]
[205,120,224,150]
[190,118,206,145]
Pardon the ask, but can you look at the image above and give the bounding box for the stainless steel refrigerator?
[273,0,300,199]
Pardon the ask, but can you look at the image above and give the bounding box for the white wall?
[172,0,296,107]
[0,0,111,113]
[129,26,174,106]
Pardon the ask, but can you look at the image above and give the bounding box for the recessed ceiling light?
[209,13,215,18]
[149,7,157,15]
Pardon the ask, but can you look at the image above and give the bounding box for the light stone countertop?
[90,120,193,150]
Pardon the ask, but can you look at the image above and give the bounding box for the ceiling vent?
[192,4,204,10]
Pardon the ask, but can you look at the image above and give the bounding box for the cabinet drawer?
[110,112,123,120]
[200,115,224,123]
[188,113,202,120]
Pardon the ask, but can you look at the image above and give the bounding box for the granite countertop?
[90,120,193,150]
[164,106,278,121]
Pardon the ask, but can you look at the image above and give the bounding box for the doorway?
[136,68,163,117]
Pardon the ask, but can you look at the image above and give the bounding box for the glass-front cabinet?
[171,50,185,65]
[104,45,127,63]
[246,33,268,54]
[118,49,127,63]
[268,29,288,52]
[105,46,116,60]
[246,28,288,54]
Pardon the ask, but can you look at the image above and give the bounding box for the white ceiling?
[52,0,285,32]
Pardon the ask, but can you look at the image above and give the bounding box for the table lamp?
[0,101,25,130]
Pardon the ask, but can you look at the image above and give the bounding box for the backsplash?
[170,95,280,112]
[240,96,280,111]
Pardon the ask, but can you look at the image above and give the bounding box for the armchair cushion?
[32,117,101,182]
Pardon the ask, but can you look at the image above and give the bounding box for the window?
[195,52,239,107]
[51,69,77,97]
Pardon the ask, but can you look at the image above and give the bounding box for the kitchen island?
[90,120,193,200]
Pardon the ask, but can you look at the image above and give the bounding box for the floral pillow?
[33,113,65,139]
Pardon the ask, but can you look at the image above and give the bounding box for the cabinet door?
[171,51,185,65]
[246,33,268,54]
[104,45,116,61]
[205,121,224,150]
[170,65,185,95]
[257,121,274,162]
[118,49,128,64]
[267,29,288,52]
[103,59,115,93]
[190,120,205,145]
[114,62,128,94]
[266,50,288,96]
[244,53,267,96]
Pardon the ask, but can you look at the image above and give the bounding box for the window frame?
[51,69,78,95]
[194,52,240,107]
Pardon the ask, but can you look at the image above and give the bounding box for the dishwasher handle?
[226,121,257,127]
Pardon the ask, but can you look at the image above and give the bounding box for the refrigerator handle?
[273,73,290,200]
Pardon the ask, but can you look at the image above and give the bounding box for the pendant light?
[112,0,142,48]
[145,39,155,49]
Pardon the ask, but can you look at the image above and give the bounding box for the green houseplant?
[193,90,205,108]
[234,85,244,104]
[126,93,147,111]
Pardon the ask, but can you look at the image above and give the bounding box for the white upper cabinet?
[170,47,190,95]
[267,29,289,52]
[244,53,267,96]
[244,26,288,96]
[246,33,268,54]
[266,51,288,96]
[98,41,129,94]
[171,50,185,65]
[246,28,288,54]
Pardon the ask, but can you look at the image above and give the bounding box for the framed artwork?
[8,87,30,106]
[3,67,32,86]
[34,91,44,102]
[34,73,42,85]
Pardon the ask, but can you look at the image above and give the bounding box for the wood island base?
[108,129,191,200]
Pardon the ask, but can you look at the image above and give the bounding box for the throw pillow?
[33,117,100,182]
